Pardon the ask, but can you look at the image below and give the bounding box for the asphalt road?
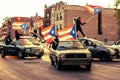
[0,55,120,80]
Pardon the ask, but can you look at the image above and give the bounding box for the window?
[47,13,50,19]
[60,13,62,20]
[60,24,62,30]
[56,14,59,20]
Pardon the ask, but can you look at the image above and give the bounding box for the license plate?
[35,53,39,55]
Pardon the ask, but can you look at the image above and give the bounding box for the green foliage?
[114,0,120,20]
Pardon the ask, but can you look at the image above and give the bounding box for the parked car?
[49,40,92,70]
[111,40,120,58]
[78,38,118,61]
[0,38,44,59]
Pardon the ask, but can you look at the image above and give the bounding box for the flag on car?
[85,4,103,15]
[57,24,76,40]
[41,24,56,42]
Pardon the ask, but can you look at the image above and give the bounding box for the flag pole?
[86,15,94,23]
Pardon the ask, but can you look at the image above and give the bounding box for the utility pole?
[98,11,102,35]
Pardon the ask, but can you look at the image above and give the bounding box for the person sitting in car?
[50,35,59,50]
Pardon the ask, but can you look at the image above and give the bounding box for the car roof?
[78,38,95,41]
[59,40,80,42]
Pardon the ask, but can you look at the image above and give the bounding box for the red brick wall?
[64,8,118,41]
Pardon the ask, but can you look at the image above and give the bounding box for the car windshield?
[28,38,41,45]
[15,39,33,46]
[57,40,85,50]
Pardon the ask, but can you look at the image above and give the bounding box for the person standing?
[76,17,86,37]
[5,34,12,45]
[15,30,20,40]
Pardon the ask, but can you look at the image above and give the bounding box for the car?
[111,40,120,58]
[20,36,49,54]
[0,39,5,52]
[78,38,118,61]
[0,38,44,59]
[49,40,92,70]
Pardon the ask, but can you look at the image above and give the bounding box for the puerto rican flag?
[57,24,76,40]
[85,4,103,15]
[38,19,44,29]
[41,24,56,42]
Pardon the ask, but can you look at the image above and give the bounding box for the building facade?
[0,17,31,39]
[44,1,119,41]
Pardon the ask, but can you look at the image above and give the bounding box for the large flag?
[57,24,76,40]
[85,4,103,15]
[41,24,56,42]
[38,19,44,29]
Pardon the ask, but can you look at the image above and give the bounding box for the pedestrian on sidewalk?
[75,17,86,37]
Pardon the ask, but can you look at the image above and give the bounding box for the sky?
[0,0,115,27]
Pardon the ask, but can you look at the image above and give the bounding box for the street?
[0,55,120,80]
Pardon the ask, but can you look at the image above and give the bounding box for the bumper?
[60,58,92,66]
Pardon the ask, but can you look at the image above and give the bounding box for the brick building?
[0,17,31,39]
[44,1,119,41]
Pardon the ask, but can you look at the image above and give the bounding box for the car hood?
[105,45,117,49]
[59,49,91,54]
[21,45,41,49]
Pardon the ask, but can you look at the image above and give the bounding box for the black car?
[78,38,117,61]
[0,38,44,59]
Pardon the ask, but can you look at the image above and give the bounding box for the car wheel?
[36,52,43,59]
[115,49,119,59]
[17,51,24,59]
[99,53,110,61]
[86,64,91,70]
[50,59,54,66]
[1,49,5,58]
[55,60,62,70]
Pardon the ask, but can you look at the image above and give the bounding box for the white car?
[111,40,120,58]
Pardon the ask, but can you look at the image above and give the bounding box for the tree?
[114,0,120,40]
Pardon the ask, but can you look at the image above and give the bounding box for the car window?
[57,41,85,50]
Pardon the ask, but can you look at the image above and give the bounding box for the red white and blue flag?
[57,24,76,40]
[85,4,103,15]
[21,23,27,31]
[38,19,44,29]
[41,24,56,42]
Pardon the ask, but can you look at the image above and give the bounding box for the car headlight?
[87,53,92,58]
[60,54,65,58]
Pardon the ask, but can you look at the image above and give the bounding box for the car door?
[81,40,98,58]
[7,43,18,55]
